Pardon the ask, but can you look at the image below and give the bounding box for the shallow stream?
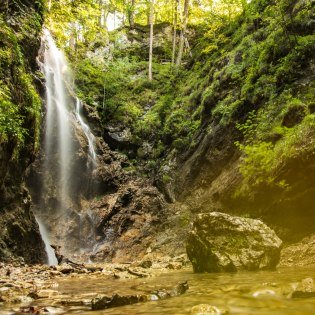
[7,267,314,315]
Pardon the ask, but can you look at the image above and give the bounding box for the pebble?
[12,295,34,304]
[0,261,168,311]
[191,304,228,315]
[43,306,65,314]
[252,289,277,297]
[291,277,315,298]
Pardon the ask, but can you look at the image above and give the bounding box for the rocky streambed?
[0,258,189,314]
[0,261,315,315]
[1,212,315,314]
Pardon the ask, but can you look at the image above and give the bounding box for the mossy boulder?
[186,212,282,273]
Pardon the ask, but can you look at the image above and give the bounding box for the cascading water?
[75,98,97,167]
[34,29,99,264]
[41,29,72,205]
[36,217,58,265]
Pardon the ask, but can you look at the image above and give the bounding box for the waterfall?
[34,29,98,263]
[36,217,58,266]
[41,29,72,204]
[75,98,97,166]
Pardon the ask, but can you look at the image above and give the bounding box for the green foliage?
[237,141,275,188]
[235,103,315,196]
[0,10,42,154]
[0,85,26,143]
[135,111,161,140]
[235,110,257,142]
[51,0,314,181]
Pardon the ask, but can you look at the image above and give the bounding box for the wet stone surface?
[0,263,315,314]
[0,259,188,313]
[186,212,282,273]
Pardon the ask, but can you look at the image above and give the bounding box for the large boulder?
[186,212,282,272]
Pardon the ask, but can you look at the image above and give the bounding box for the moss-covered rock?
[0,0,46,263]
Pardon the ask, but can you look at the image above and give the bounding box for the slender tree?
[148,0,154,81]
[129,0,135,28]
[48,0,52,11]
[171,0,179,67]
[99,0,107,28]
[176,0,189,67]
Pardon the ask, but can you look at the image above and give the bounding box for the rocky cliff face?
[2,0,312,265]
[65,0,314,263]
[0,0,46,263]
[27,99,170,263]
[161,0,315,242]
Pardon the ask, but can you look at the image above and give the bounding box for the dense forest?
[0,0,314,314]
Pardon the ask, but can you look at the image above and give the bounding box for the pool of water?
[3,267,315,314]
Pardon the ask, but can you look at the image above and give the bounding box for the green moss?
[162,174,172,184]
[235,110,315,196]
[0,9,43,156]
[0,84,26,143]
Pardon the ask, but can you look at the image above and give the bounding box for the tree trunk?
[171,0,179,67]
[69,23,76,51]
[176,0,189,67]
[129,0,135,28]
[99,0,104,27]
[148,0,154,81]
[184,36,192,57]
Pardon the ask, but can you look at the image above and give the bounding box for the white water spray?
[36,217,58,265]
[75,98,97,166]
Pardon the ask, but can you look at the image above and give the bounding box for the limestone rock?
[292,278,315,298]
[171,281,189,296]
[91,281,188,310]
[191,304,228,315]
[91,293,148,310]
[56,264,75,274]
[279,234,315,267]
[139,259,152,268]
[186,212,282,272]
